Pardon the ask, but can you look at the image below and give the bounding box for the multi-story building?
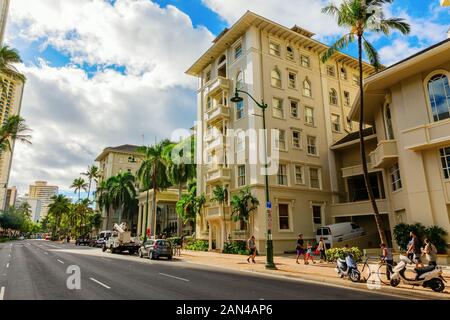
[28,181,58,219]
[95,144,143,230]
[16,195,42,223]
[0,0,25,212]
[187,11,376,253]
[345,38,450,249]
[5,185,16,208]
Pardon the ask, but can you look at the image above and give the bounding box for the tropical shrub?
[167,237,182,247]
[184,239,209,251]
[223,241,247,255]
[393,223,447,253]
[325,247,363,263]
[425,226,447,254]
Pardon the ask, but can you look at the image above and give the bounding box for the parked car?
[75,237,91,246]
[95,230,112,248]
[138,239,173,260]
[316,222,365,248]
[18,236,25,240]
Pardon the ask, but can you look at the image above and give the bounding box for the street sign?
[266,201,272,209]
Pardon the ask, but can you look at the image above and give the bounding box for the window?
[218,55,226,78]
[352,74,360,86]
[292,130,301,149]
[269,41,281,57]
[307,136,317,155]
[236,101,244,120]
[277,164,288,186]
[290,100,298,118]
[288,72,297,89]
[206,97,212,110]
[384,103,394,139]
[309,168,321,189]
[427,74,450,122]
[305,106,314,126]
[286,46,294,60]
[347,117,353,131]
[329,88,338,105]
[271,68,282,88]
[340,67,347,80]
[234,43,243,60]
[272,97,284,118]
[347,173,384,201]
[439,147,450,179]
[278,204,290,230]
[294,165,305,184]
[237,165,246,187]
[326,65,336,77]
[236,71,244,90]
[236,132,245,152]
[303,79,312,97]
[389,163,402,191]
[205,70,211,83]
[312,205,322,227]
[331,114,341,132]
[301,55,310,68]
[275,129,286,150]
[344,91,350,106]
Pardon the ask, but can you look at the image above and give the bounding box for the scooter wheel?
[349,270,361,283]
[390,278,400,287]
[429,278,445,293]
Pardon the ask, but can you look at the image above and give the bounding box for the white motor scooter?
[390,255,446,292]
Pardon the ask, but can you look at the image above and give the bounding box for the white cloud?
[6,0,214,194]
[378,39,422,66]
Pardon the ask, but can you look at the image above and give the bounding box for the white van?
[316,223,365,248]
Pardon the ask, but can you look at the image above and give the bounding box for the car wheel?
[149,251,154,260]
[168,255,173,261]
[102,245,107,252]
[110,246,115,254]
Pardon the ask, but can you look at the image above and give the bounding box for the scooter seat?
[414,265,435,275]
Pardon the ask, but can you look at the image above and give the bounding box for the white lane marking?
[57,259,64,264]
[90,278,111,289]
[46,244,60,249]
[159,273,190,282]
[6,263,9,268]
[0,287,4,300]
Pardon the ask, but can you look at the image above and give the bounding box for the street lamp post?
[231,89,276,269]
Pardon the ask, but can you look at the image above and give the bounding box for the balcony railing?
[369,140,398,168]
[206,166,231,184]
[402,119,450,151]
[206,104,230,124]
[341,163,377,178]
[205,76,230,96]
[206,205,231,220]
[205,135,227,151]
[330,199,389,217]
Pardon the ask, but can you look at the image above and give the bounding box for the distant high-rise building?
[28,181,58,219]
[5,185,16,207]
[0,0,9,45]
[15,194,42,223]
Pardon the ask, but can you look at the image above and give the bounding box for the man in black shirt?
[296,234,306,264]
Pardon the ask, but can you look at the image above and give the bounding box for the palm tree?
[211,185,228,240]
[164,139,196,235]
[82,165,100,200]
[108,172,136,225]
[321,0,410,245]
[71,178,88,201]
[230,187,259,235]
[48,194,71,237]
[0,116,32,154]
[0,45,26,85]
[137,140,172,238]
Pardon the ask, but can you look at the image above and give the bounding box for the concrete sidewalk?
[178,250,450,300]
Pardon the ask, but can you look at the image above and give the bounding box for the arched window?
[329,88,338,105]
[384,103,394,140]
[286,46,294,60]
[236,71,244,90]
[303,79,312,97]
[427,74,450,122]
[271,68,282,88]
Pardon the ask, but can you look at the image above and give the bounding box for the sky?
[4,0,450,196]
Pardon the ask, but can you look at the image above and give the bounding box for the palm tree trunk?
[87,179,92,200]
[358,35,387,245]
[177,183,182,236]
[152,189,157,237]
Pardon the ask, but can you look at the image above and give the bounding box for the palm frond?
[321,33,354,63]
[362,37,382,71]
[379,18,410,35]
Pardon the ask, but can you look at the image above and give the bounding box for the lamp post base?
[265,239,276,269]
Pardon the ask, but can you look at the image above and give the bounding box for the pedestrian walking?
[296,234,306,264]
[305,241,316,265]
[422,238,438,267]
[317,237,327,263]
[247,235,257,264]
[380,243,394,280]
[407,231,424,268]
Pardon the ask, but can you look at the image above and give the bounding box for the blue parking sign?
[266,201,272,209]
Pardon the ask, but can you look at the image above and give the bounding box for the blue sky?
[4,0,450,195]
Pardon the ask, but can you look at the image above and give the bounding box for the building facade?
[187,11,376,253]
[95,144,143,230]
[16,196,42,223]
[28,181,58,219]
[5,185,16,208]
[0,0,9,45]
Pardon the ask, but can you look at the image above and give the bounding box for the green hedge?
[185,239,209,251]
[325,247,363,263]
[167,237,182,246]
[223,241,248,255]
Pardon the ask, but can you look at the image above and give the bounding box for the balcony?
[205,76,230,96]
[341,163,377,178]
[369,140,398,168]
[206,205,231,220]
[330,199,389,217]
[206,166,231,184]
[206,105,230,124]
[205,135,227,151]
[402,119,450,151]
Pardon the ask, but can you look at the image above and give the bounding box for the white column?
[208,223,212,251]
[137,205,142,237]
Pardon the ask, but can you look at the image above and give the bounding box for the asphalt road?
[0,239,403,300]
